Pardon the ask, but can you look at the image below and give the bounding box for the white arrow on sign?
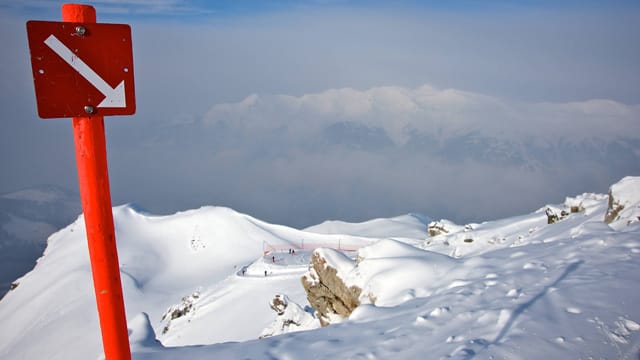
[44,34,126,108]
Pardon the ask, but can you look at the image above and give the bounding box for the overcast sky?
[1,0,639,228]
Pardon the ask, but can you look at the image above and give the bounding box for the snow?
[313,247,356,283]
[0,178,639,359]
[304,213,429,241]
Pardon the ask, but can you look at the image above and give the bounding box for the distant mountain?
[303,119,640,172]
[0,185,80,298]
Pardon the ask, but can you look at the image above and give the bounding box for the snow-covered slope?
[1,178,639,359]
[0,205,375,359]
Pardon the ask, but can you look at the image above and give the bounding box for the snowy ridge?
[303,213,429,241]
[0,178,639,359]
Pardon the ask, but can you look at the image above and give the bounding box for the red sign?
[26,21,135,118]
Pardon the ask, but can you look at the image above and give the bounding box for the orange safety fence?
[262,242,364,255]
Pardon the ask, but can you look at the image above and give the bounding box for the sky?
[0,0,639,228]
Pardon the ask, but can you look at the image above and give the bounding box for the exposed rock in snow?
[428,221,449,236]
[302,240,460,325]
[545,206,569,224]
[159,292,200,335]
[427,220,469,239]
[259,294,317,338]
[605,176,640,227]
[545,198,587,225]
[270,294,289,315]
[301,250,362,326]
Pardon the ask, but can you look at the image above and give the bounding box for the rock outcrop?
[427,220,466,237]
[545,200,585,225]
[259,294,317,338]
[428,221,449,237]
[302,240,459,326]
[159,292,200,335]
[605,190,625,224]
[604,176,640,226]
[301,250,362,326]
[545,207,569,224]
[270,294,289,315]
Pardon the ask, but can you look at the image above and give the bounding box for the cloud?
[203,85,640,145]
[187,83,640,226]
[1,4,639,228]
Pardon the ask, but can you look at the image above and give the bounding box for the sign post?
[26,4,134,359]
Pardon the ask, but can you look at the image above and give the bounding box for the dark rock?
[270,294,288,316]
[546,207,560,224]
[428,221,449,237]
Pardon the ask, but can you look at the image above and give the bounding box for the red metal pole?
[62,4,131,359]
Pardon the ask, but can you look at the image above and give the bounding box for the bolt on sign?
[26,21,135,118]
